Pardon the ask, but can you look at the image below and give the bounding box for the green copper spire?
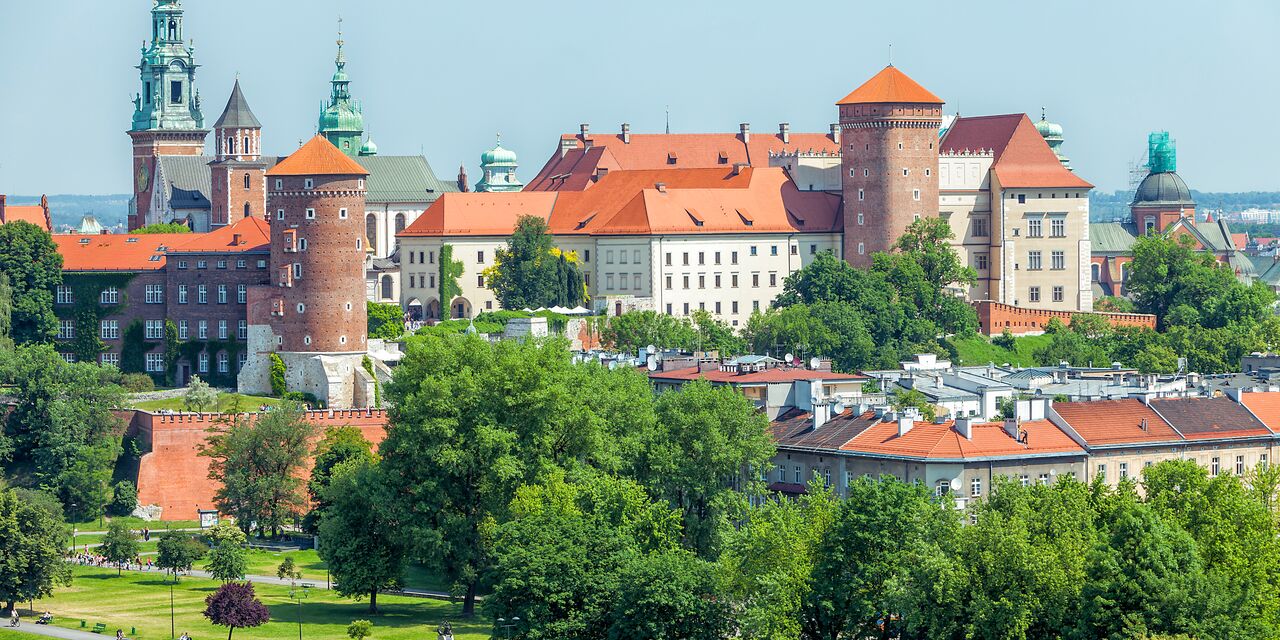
[318,17,364,156]
[475,134,524,192]
[131,0,204,131]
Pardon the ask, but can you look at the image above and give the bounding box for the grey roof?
[1250,256,1280,287]
[158,155,215,209]
[355,155,458,205]
[1090,222,1137,253]
[213,80,262,129]
[1133,171,1194,206]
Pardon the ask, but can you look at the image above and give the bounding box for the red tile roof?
[1232,233,1249,250]
[844,417,1083,460]
[54,217,270,271]
[1150,396,1273,440]
[836,65,943,105]
[1236,391,1280,434]
[527,131,840,192]
[1052,399,1181,445]
[268,135,369,177]
[941,114,1092,189]
[3,205,51,231]
[652,366,864,384]
[399,167,841,238]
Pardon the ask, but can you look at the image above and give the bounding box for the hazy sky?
[1,0,1276,195]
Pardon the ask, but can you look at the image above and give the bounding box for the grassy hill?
[951,334,1051,368]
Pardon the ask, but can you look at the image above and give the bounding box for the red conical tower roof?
[268,135,369,177]
[837,65,943,105]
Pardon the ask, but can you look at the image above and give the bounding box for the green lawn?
[30,566,488,640]
[952,334,1052,367]
[68,518,201,533]
[130,393,284,413]
[242,549,452,593]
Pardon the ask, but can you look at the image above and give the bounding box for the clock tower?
[127,0,208,230]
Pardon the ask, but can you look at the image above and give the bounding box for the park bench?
[91,623,107,633]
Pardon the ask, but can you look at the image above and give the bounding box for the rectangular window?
[794,466,802,483]
[170,80,182,104]
[1017,194,1026,204]
[682,302,690,315]
[858,188,864,201]
[1211,457,1220,476]
[1028,250,1042,270]
[769,273,777,287]
[100,287,120,304]
[237,284,247,304]
[293,263,302,279]
[100,320,119,340]
[1029,286,1041,302]
[606,274,615,290]
[682,252,689,266]
[975,254,988,271]
[749,246,758,257]
[477,275,485,287]
[101,353,120,367]
[912,189,921,201]
[218,352,229,374]
[198,320,208,340]
[217,285,227,304]
[1038,473,1049,485]
[305,208,316,220]
[682,275,689,289]
[810,244,817,255]
[731,274,739,288]
[697,251,705,265]
[753,300,760,311]
[217,260,227,269]
[198,352,208,373]
[1051,251,1065,270]
[197,260,207,269]
[1028,218,1042,238]
[237,259,245,269]
[971,478,982,497]
[665,252,672,266]
[304,178,314,190]
[1237,455,1245,475]
[276,209,285,221]
[177,260,188,270]
[218,320,228,340]
[731,251,739,265]
[606,250,614,264]
[790,244,798,255]
[237,320,247,340]
[1052,286,1064,302]
[477,251,485,263]
[665,275,672,290]
[178,320,188,340]
[339,208,348,219]
[715,301,721,314]
[57,320,74,340]
[752,274,759,288]
[144,319,163,339]
[633,250,641,264]
[198,285,207,304]
[698,275,705,289]
[731,300,739,314]
[713,251,721,265]
[666,303,673,315]
[1119,462,1129,479]
[1097,464,1106,482]
[145,353,164,372]
[972,218,989,237]
[770,245,778,256]
[55,286,73,305]
[714,274,721,288]
[1051,218,1066,237]
[633,274,641,290]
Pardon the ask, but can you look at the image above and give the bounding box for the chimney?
[1003,418,1020,439]
[731,162,749,176]
[739,122,750,144]
[955,415,974,440]
[457,164,470,192]
[779,122,790,144]
[580,123,590,140]
[655,182,667,193]
[897,411,915,437]
[830,123,840,144]
[813,401,830,431]
[232,233,242,245]
[621,123,631,144]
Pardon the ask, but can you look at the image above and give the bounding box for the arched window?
[243,173,250,189]
[366,214,378,251]
[228,137,236,155]
[243,136,251,154]
[243,203,250,218]
[1091,263,1100,282]
[394,213,406,234]
[381,275,393,300]
[167,19,177,41]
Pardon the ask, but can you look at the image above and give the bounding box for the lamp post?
[496,616,520,640]
[288,585,310,640]
[169,581,175,640]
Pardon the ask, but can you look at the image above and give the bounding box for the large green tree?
[1127,233,1275,328]
[304,425,375,533]
[316,459,407,613]
[99,520,139,576]
[200,403,318,537]
[380,332,652,615]
[0,487,70,614]
[156,531,205,582]
[0,221,62,344]
[484,216,585,310]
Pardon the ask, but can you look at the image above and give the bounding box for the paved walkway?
[67,563,460,601]
[1,621,107,640]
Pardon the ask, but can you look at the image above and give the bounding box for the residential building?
[647,354,872,419]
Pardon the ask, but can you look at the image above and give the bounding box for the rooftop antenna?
[665,105,670,134]
[888,43,892,66]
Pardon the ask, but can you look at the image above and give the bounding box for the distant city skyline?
[1,0,1276,195]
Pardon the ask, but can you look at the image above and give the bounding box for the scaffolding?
[1147,131,1177,174]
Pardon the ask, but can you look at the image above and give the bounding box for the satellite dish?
[809,356,821,370]
[647,344,656,355]
[647,355,658,371]
[832,400,846,415]
[784,353,794,365]
[608,361,618,370]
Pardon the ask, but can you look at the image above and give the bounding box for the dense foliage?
[203,582,270,640]
[483,215,586,310]
[366,302,404,341]
[304,426,375,533]
[131,222,191,234]
[0,221,62,345]
[600,309,746,356]
[316,459,406,613]
[0,486,70,613]
[156,531,205,581]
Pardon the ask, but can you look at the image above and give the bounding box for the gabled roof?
[836,65,943,105]
[527,130,840,192]
[54,233,189,271]
[1053,399,1182,446]
[941,114,1092,189]
[1150,396,1273,440]
[2,205,50,231]
[355,155,458,204]
[1090,222,1138,254]
[401,166,841,238]
[1235,392,1280,433]
[213,79,262,129]
[169,216,270,254]
[268,135,369,177]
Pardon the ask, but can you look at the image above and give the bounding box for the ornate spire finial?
[665,105,670,135]
[1041,106,1046,121]
[335,16,345,65]
[495,133,501,147]
[888,43,892,66]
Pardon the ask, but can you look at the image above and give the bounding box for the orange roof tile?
[1052,399,1181,446]
[1234,391,1280,434]
[170,216,270,253]
[836,65,943,105]
[1232,233,1249,250]
[3,205,50,231]
[400,166,841,238]
[651,366,864,384]
[941,114,1092,189]
[527,131,840,192]
[842,417,1083,460]
[53,233,189,271]
[268,135,369,177]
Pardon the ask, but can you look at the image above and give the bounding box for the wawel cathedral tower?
[128,0,207,230]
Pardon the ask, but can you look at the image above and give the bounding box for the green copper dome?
[359,137,378,156]
[1035,117,1063,138]
[317,34,364,155]
[481,140,518,166]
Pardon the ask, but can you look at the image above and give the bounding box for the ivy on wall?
[54,273,135,363]
[121,319,148,374]
[175,339,245,388]
[269,352,286,396]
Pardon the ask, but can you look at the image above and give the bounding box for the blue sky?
[1,0,1276,195]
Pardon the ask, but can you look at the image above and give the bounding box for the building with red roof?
[646,353,872,419]
[0,195,52,232]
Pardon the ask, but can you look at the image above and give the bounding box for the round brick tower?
[265,135,369,353]
[838,65,944,267]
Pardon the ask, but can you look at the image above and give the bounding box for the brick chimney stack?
[621,123,631,144]
[579,123,590,139]
[830,123,841,144]
[739,122,750,144]
[779,122,790,144]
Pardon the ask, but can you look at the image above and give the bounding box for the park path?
[2,622,107,640]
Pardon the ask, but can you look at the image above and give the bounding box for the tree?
[108,480,138,516]
[880,216,978,333]
[132,222,191,234]
[438,244,464,308]
[305,426,375,533]
[366,302,403,341]
[156,531,205,582]
[205,522,247,583]
[99,520,139,576]
[0,221,62,344]
[317,460,407,614]
[381,333,651,615]
[346,620,373,640]
[601,310,697,353]
[628,379,775,558]
[484,216,585,309]
[746,302,877,372]
[184,375,218,412]
[276,557,301,583]
[608,550,729,640]
[0,487,70,614]
[200,403,318,537]
[690,309,746,356]
[0,274,13,352]
[1127,233,1275,328]
[891,387,937,421]
[203,582,270,640]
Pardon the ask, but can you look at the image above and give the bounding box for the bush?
[269,353,286,396]
[366,302,404,341]
[108,480,138,516]
[993,329,1017,351]
[120,372,156,392]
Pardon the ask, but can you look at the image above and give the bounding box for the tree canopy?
[0,486,70,613]
[317,459,406,613]
[0,221,62,345]
[483,216,585,310]
[132,222,191,234]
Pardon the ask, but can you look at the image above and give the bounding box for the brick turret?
[838,65,944,266]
